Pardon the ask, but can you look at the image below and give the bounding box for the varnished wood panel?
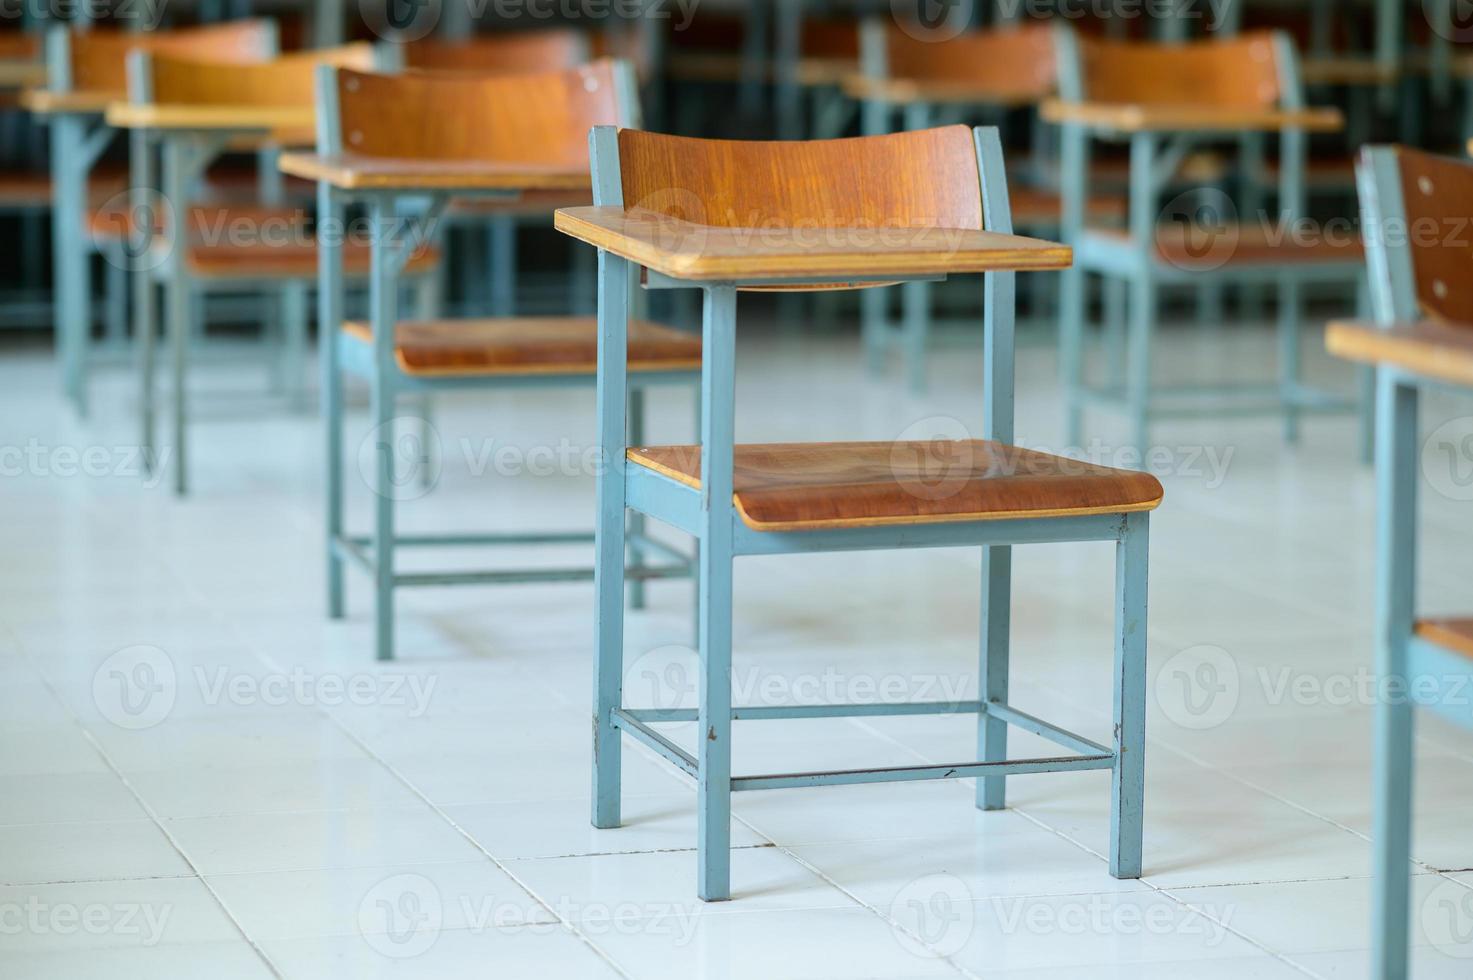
[1040,100,1343,133]
[1090,223,1363,269]
[1326,320,1473,388]
[147,44,376,108]
[1078,32,1284,108]
[403,29,587,72]
[340,316,701,376]
[882,21,1055,103]
[629,442,1164,531]
[554,205,1072,281]
[186,239,438,280]
[67,21,277,96]
[336,60,625,168]
[276,152,590,191]
[1416,619,1473,660]
[616,126,985,231]
[1395,147,1473,326]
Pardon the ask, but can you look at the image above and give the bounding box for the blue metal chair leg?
[1371,373,1418,980]
[490,216,516,318]
[860,286,888,375]
[592,250,632,830]
[1109,510,1149,879]
[1060,266,1086,449]
[282,280,310,412]
[320,185,346,620]
[1103,274,1126,388]
[368,199,400,662]
[1127,271,1155,453]
[977,543,1011,810]
[1277,273,1302,444]
[697,283,738,903]
[627,387,647,611]
[902,279,931,394]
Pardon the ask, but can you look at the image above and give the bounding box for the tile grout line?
[16,638,287,980]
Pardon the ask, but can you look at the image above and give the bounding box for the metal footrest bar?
[731,754,1115,792]
[983,702,1112,757]
[345,531,592,548]
[611,708,699,779]
[625,701,985,724]
[1078,381,1357,418]
[331,533,692,586]
[392,563,689,588]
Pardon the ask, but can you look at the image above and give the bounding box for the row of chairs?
[12,15,1166,906]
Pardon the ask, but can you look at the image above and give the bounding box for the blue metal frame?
[1054,27,1371,454]
[313,62,696,663]
[584,124,1152,901]
[1357,144,1473,980]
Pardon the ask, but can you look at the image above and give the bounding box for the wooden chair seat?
[87,202,307,240]
[186,240,439,281]
[340,317,701,377]
[0,167,129,209]
[1010,186,1125,225]
[628,441,1164,531]
[1417,619,1473,660]
[1091,223,1363,270]
[1326,320,1473,388]
[450,188,592,218]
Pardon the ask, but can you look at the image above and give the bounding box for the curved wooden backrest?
[148,43,376,107]
[336,59,629,165]
[402,28,588,72]
[1394,148,1473,326]
[616,126,984,230]
[1077,31,1282,108]
[884,21,1055,97]
[66,20,277,94]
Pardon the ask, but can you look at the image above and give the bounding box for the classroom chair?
[1325,145,1473,980]
[850,18,1127,392]
[119,42,439,494]
[558,124,1162,900]
[291,59,699,662]
[26,20,279,417]
[1047,29,1370,453]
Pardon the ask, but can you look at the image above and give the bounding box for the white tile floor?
[1,321,1472,979]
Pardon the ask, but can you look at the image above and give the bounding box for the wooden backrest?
[147,44,376,107]
[614,126,984,230]
[402,29,588,72]
[881,21,1055,98]
[1389,147,1473,326]
[334,59,631,165]
[62,21,277,94]
[1074,32,1283,108]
